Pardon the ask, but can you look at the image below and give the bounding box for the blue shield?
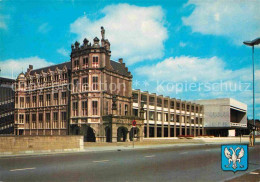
[221,144,248,172]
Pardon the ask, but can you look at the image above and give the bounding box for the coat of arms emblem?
[221,144,248,172]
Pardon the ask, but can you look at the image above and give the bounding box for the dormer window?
[93,56,98,68]
[47,75,51,82]
[62,73,67,80]
[55,74,59,82]
[83,57,88,68]
[39,77,44,84]
[26,79,30,87]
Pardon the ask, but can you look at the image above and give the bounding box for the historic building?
[14,27,144,142]
[132,90,205,137]
[10,27,248,141]
[0,77,15,134]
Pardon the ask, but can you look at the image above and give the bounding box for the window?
[82,77,88,91]
[73,79,78,92]
[92,101,98,115]
[133,109,138,116]
[54,93,58,105]
[82,101,88,116]
[170,114,174,122]
[149,111,154,120]
[74,59,79,69]
[20,97,24,108]
[46,94,51,106]
[61,112,66,128]
[33,78,37,84]
[39,77,44,85]
[176,115,180,123]
[177,103,180,110]
[182,103,185,111]
[47,75,51,82]
[53,112,58,128]
[157,98,162,107]
[39,95,43,106]
[93,56,98,68]
[62,92,67,104]
[55,74,59,82]
[149,97,155,106]
[73,102,78,116]
[164,113,169,122]
[25,114,30,128]
[32,114,36,129]
[26,97,30,108]
[171,101,174,109]
[32,96,37,107]
[164,100,168,108]
[125,104,128,116]
[46,113,50,128]
[92,76,98,90]
[39,113,43,128]
[20,82,25,89]
[19,114,24,124]
[133,94,138,103]
[26,114,30,123]
[157,113,162,121]
[27,80,31,87]
[83,57,88,67]
[62,73,67,80]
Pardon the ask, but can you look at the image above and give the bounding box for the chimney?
[119,58,123,64]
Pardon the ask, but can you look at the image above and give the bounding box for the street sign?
[132,120,136,127]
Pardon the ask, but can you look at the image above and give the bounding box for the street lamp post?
[243,37,260,146]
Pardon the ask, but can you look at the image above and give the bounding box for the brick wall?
[0,135,83,155]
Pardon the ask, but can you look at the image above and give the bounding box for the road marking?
[180,152,188,154]
[10,167,35,172]
[249,172,259,175]
[93,160,109,163]
[145,155,155,158]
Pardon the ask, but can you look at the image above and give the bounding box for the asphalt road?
[0,144,259,182]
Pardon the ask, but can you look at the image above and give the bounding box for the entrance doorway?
[105,126,111,142]
[117,127,128,142]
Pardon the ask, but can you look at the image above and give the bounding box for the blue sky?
[0,0,259,119]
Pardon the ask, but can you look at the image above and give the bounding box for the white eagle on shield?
[224,147,245,169]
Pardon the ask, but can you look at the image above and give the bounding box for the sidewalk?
[0,137,259,157]
[225,169,260,182]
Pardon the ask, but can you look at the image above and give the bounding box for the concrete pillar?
[174,99,177,137]
[154,94,157,138]
[194,104,196,137]
[112,123,117,143]
[126,131,130,142]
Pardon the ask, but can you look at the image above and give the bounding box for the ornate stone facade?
[14,27,144,142]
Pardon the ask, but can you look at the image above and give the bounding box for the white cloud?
[0,57,53,79]
[135,55,260,118]
[57,48,70,57]
[135,56,251,82]
[70,3,168,65]
[38,23,51,33]
[182,0,260,45]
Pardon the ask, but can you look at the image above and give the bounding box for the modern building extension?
[194,98,247,136]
